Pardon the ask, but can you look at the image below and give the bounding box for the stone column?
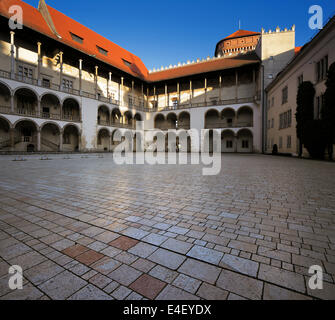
[59,129,63,152]
[108,72,112,100]
[177,82,180,105]
[153,86,156,108]
[95,66,99,98]
[10,94,14,113]
[37,129,41,152]
[59,51,63,89]
[10,31,15,79]
[78,130,82,151]
[146,87,149,109]
[79,59,83,94]
[120,77,124,107]
[189,80,192,107]
[234,135,238,153]
[219,75,222,102]
[165,84,168,107]
[37,99,41,117]
[37,42,42,85]
[10,128,15,151]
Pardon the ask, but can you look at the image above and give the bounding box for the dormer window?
[70,32,83,44]
[122,59,132,67]
[97,46,108,56]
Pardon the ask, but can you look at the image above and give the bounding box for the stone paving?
[0,153,335,300]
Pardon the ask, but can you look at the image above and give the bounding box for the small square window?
[122,59,132,67]
[70,32,83,44]
[97,46,108,56]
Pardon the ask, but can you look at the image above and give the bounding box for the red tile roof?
[224,30,260,40]
[0,0,260,82]
[294,46,302,55]
[0,0,148,79]
[0,0,54,38]
[45,4,148,79]
[146,54,259,82]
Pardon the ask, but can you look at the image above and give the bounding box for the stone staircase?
[41,137,59,151]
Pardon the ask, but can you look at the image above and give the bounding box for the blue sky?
[23,0,335,70]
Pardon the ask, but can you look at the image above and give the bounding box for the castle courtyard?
[0,154,334,300]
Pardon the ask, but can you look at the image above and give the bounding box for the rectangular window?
[122,59,132,67]
[279,110,292,129]
[271,118,274,128]
[297,74,303,87]
[272,97,274,107]
[282,86,288,104]
[287,135,291,149]
[70,32,83,44]
[62,79,73,89]
[279,137,283,149]
[242,140,249,149]
[226,140,233,148]
[18,65,33,78]
[316,55,328,82]
[97,46,108,56]
[42,78,50,88]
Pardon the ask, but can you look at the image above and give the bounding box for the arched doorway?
[0,83,11,113]
[41,94,61,119]
[97,128,110,151]
[14,120,38,152]
[237,106,253,127]
[154,114,165,130]
[98,105,110,126]
[14,88,38,116]
[237,129,253,153]
[0,117,11,151]
[221,108,236,128]
[63,98,80,121]
[41,123,61,151]
[205,109,220,129]
[134,113,142,129]
[111,108,122,126]
[166,113,177,129]
[63,125,80,152]
[221,130,235,153]
[124,111,133,128]
[178,112,190,130]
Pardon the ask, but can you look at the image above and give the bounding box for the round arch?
[40,93,61,119]
[237,106,253,128]
[205,109,220,129]
[98,105,110,126]
[41,122,61,152]
[63,124,80,152]
[0,81,12,110]
[62,98,81,122]
[111,108,122,124]
[14,88,38,116]
[97,128,110,151]
[14,119,39,152]
[166,113,177,129]
[178,111,190,130]
[154,113,166,129]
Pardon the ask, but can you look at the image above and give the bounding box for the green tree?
[296,81,315,157]
[322,62,335,160]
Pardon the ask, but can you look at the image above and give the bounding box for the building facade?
[0,0,300,154]
[266,16,335,157]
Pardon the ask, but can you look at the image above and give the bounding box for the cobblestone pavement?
[0,153,335,300]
